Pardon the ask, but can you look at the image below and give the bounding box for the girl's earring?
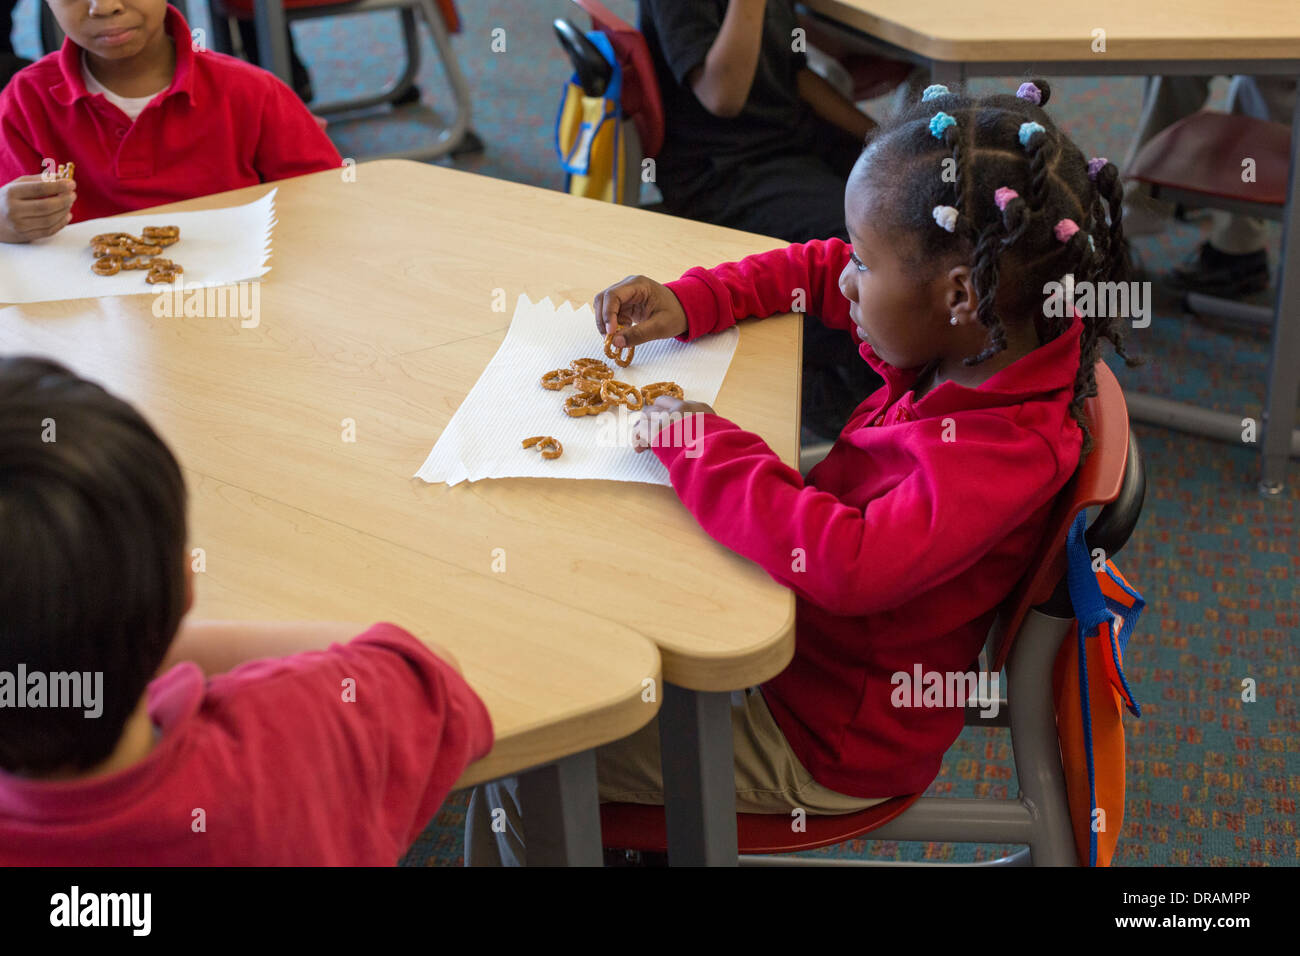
[950,315,958,326]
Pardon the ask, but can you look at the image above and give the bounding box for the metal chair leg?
[312,7,422,115]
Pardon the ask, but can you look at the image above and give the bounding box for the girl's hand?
[0,175,75,244]
[632,395,717,453]
[593,275,689,348]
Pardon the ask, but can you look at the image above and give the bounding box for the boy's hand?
[593,275,689,348]
[632,395,717,453]
[0,175,76,243]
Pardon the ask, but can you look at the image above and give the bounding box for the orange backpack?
[1053,511,1144,866]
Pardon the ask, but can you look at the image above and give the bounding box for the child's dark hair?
[858,79,1139,453]
[0,357,188,775]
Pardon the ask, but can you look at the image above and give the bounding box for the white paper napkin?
[416,294,740,486]
[0,190,277,304]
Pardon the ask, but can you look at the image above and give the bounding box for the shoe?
[1169,242,1269,298]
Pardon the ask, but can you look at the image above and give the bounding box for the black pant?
[1,0,16,56]
[660,121,882,441]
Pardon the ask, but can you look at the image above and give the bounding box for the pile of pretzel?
[539,358,682,418]
[520,326,683,462]
[89,225,183,284]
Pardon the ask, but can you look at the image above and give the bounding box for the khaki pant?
[464,687,886,866]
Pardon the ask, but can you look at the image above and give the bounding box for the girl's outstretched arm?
[667,238,858,340]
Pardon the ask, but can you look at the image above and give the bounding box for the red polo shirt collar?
[50,4,196,109]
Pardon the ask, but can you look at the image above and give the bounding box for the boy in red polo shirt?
[0,356,493,865]
[0,0,341,242]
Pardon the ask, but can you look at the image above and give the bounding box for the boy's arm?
[251,78,343,183]
[796,67,876,142]
[667,238,857,340]
[644,0,766,117]
[159,620,462,676]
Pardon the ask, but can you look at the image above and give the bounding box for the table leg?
[1259,81,1300,495]
[254,0,292,87]
[660,683,739,866]
[517,751,603,866]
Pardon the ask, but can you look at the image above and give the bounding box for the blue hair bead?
[922,84,950,102]
[1018,121,1045,147]
[929,112,957,139]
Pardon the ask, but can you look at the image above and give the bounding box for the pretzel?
[541,368,577,390]
[126,240,163,256]
[641,381,684,404]
[603,326,634,367]
[90,232,134,246]
[120,256,155,270]
[56,162,75,181]
[600,379,643,410]
[571,376,605,395]
[145,259,183,284]
[564,392,611,417]
[141,225,179,246]
[92,242,132,259]
[522,435,563,460]
[570,358,613,380]
[91,256,121,276]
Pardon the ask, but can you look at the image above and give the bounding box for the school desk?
[804,0,1300,495]
[0,160,802,866]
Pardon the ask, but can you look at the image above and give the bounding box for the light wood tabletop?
[803,0,1300,63]
[0,160,803,786]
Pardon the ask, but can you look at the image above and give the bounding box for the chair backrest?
[987,362,1129,671]
[571,0,665,158]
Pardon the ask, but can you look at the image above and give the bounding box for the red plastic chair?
[1126,110,1290,332]
[602,362,1144,865]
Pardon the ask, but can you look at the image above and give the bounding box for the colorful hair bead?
[1087,234,1096,252]
[993,187,1019,211]
[922,84,950,102]
[929,112,957,139]
[1018,121,1045,147]
[1087,157,1109,180]
[1015,82,1042,105]
[1054,219,1080,243]
[932,205,959,232]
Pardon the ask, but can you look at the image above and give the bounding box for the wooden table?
[805,0,1300,495]
[0,161,801,865]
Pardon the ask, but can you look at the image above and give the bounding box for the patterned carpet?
[12,1,1295,866]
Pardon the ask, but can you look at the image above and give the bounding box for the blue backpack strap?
[1065,510,1103,866]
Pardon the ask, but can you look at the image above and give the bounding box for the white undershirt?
[81,52,167,122]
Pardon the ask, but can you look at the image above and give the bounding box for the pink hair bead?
[1054,218,1080,242]
[994,187,1019,211]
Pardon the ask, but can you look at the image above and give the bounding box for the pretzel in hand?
[55,162,75,181]
[522,435,563,460]
[603,325,634,368]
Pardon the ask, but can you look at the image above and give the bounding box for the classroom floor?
[12,0,1296,866]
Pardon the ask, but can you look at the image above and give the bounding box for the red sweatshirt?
[0,5,342,224]
[0,624,493,865]
[656,239,1084,797]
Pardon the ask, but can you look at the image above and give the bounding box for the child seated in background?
[640,0,888,442]
[0,0,340,243]
[0,356,491,865]
[468,80,1138,864]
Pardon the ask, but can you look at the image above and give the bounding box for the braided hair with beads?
[859,79,1140,455]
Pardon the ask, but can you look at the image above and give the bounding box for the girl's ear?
[943,264,979,323]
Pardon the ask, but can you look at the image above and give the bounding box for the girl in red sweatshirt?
[466,80,1139,865]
